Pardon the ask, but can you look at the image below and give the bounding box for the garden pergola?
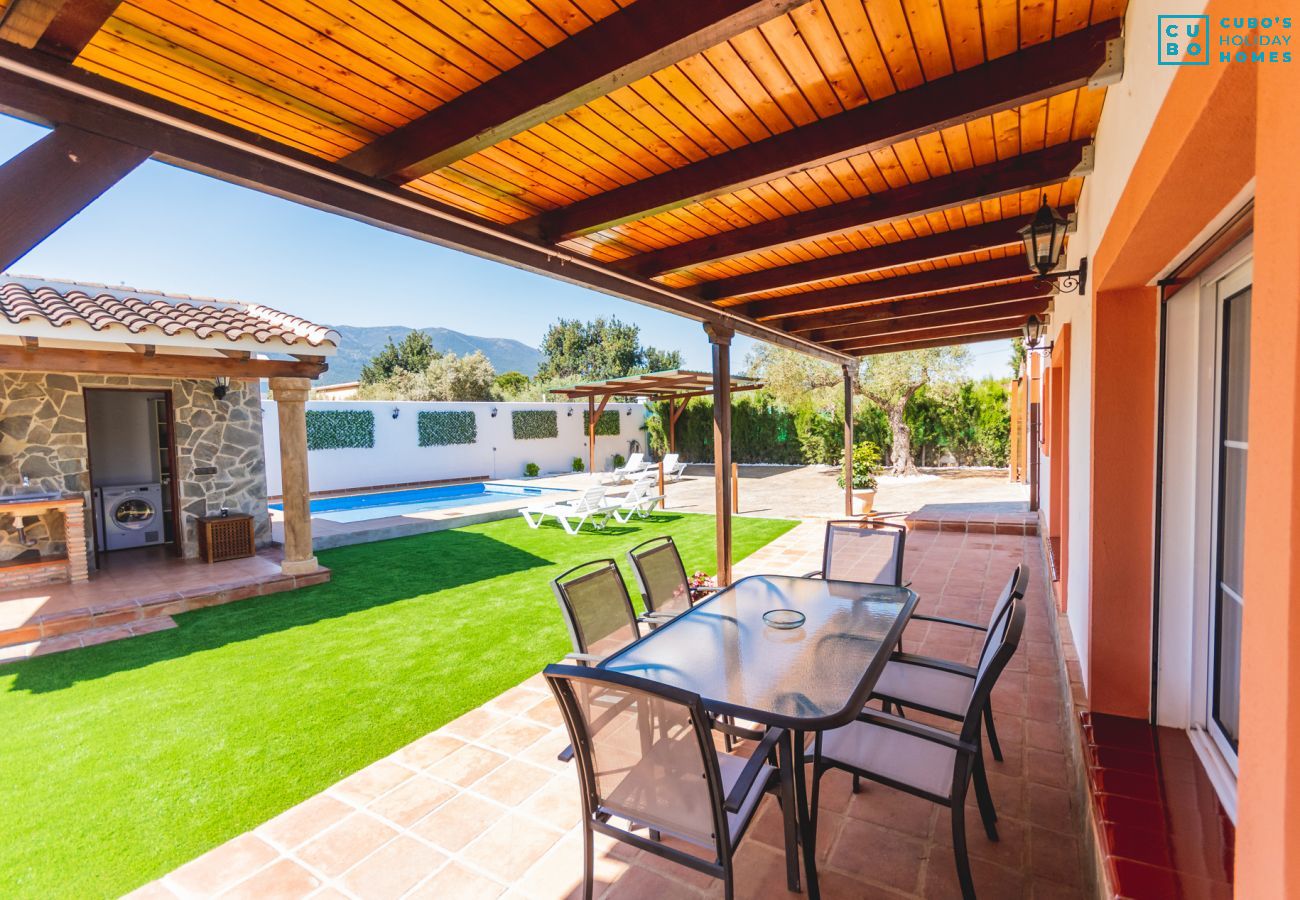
[550,368,771,581]
[0,0,1115,579]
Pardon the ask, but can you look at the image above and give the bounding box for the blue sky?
[0,113,1013,378]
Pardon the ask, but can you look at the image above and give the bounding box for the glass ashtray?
[762,608,806,630]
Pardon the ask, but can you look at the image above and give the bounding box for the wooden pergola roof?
[549,369,762,401]
[0,0,1125,362]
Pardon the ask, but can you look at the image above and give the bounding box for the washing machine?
[97,484,165,551]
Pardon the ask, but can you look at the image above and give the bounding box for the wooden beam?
[0,124,150,271]
[789,281,1055,335]
[700,214,1052,300]
[822,298,1051,346]
[619,140,1090,277]
[0,44,854,366]
[20,335,38,350]
[705,322,734,585]
[746,257,1031,320]
[341,0,813,181]
[215,349,252,360]
[124,342,156,356]
[0,346,326,379]
[851,327,1025,356]
[539,22,1118,240]
[843,322,1030,354]
[0,0,120,57]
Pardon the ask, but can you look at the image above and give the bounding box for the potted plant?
[571,456,585,473]
[611,453,626,470]
[837,442,881,515]
[524,462,540,477]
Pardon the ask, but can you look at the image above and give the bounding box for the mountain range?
[320,324,544,384]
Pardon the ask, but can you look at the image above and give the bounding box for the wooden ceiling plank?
[539,21,1117,240]
[793,280,1056,336]
[622,139,1087,278]
[841,316,1029,349]
[745,255,1031,319]
[820,296,1050,344]
[340,0,814,181]
[850,326,1023,356]
[0,124,149,271]
[700,212,1052,299]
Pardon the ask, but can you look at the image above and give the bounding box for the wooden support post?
[657,460,665,510]
[587,396,596,475]
[667,398,678,454]
[705,322,734,586]
[843,363,855,516]
[0,125,150,270]
[269,377,318,576]
[731,461,739,513]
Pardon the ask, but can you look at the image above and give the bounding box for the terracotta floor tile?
[517,772,582,831]
[479,717,552,756]
[460,813,563,883]
[471,759,555,806]
[392,733,464,769]
[827,818,926,894]
[518,831,629,900]
[220,858,321,899]
[443,706,511,741]
[432,743,508,787]
[367,774,457,828]
[257,793,353,851]
[330,758,413,806]
[338,834,445,900]
[296,813,398,879]
[165,834,277,897]
[602,861,702,900]
[407,861,507,899]
[411,791,506,852]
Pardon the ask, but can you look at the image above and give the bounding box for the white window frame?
[1154,234,1252,823]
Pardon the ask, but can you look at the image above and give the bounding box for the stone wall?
[0,372,271,562]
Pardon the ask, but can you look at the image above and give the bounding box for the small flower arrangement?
[689,571,716,590]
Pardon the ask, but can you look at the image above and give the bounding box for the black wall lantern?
[212,376,230,400]
[1023,314,1044,350]
[1019,197,1087,294]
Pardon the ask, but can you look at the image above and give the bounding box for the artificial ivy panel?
[582,409,621,437]
[512,409,558,440]
[418,410,477,447]
[306,410,374,450]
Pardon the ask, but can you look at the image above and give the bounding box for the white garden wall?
[262,400,649,496]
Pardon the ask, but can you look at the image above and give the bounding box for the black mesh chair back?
[961,578,1027,747]
[552,559,641,659]
[627,536,693,617]
[544,664,792,898]
[547,665,725,848]
[821,520,906,586]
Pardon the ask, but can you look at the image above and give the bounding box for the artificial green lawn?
[0,512,796,899]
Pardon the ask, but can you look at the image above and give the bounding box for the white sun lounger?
[521,486,616,534]
[610,475,666,524]
[659,453,689,482]
[603,452,650,484]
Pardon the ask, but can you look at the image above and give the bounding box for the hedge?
[305,410,374,451]
[417,410,477,447]
[581,409,621,436]
[512,409,558,440]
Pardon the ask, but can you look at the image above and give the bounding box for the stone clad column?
[268,377,317,576]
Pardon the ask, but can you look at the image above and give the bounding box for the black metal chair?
[626,535,718,625]
[808,591,1028,900]
[806,519,907,587]
[871,566,1028,763]
[551,558,642,665]
[544,664,796,900]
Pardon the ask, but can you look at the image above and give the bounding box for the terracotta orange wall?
[1084,0,1257,721]
[1087,287,1158,717]
[1235,59,1300,898]
[1057,325,1071,608]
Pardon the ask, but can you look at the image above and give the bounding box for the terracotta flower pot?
[852,489,877,515]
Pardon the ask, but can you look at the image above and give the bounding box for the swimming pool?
[272,482,572,523]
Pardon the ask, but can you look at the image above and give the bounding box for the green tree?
[1008,337,1027,377]
[858,347,970,475]
[536,316,683,383]
[494,370,530,397]
[357,351,496,401]
[359,331,438,385]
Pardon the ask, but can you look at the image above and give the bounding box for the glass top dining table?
[602,573,918,732]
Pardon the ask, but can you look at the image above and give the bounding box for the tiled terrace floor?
[131,523,1085,900]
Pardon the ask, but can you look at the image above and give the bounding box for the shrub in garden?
[572,456,585,472]
[524,462,540,477]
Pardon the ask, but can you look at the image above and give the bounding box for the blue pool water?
[272,482,571,523]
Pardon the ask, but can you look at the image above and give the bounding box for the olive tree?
[859,346,970,475]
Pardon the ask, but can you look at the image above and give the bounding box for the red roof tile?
[0,278,339,349]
